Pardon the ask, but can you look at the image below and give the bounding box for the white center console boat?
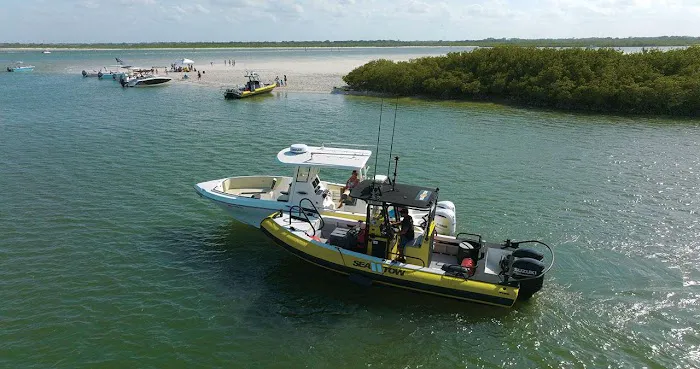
[194,144,459,236]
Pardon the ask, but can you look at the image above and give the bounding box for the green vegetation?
[2,36,700,49]
[342,46,700,116]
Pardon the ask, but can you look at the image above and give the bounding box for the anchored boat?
[194,144,459,237]
[119,72,171,87]
[224,71,275,99]
[7,62,34,72]
[260,178,554,307]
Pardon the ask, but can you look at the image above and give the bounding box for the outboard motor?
[98,71,103,79]
[435,201,456,236]
[510,257,546,300]
[81,70,87,77]
[512,248,544,261]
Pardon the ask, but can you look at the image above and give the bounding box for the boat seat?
[277,194,289,202]
[405,231,424,248]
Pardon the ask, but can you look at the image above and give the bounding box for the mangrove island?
[342,46,700,117]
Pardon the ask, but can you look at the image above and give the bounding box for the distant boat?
[42,50,51,54]
[6,62,34,72]
[82,69,100,77]
[120,73,172,87]
[224,71,275,99]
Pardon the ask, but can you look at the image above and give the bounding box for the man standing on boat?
[395,207,414,262]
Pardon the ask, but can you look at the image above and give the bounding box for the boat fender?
[460,258,476,277]
[511,257,545,279]
[512,248,544,261]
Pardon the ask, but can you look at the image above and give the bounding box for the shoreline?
[0,46,477,52]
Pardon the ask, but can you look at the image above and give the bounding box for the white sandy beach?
[161,51,439,93]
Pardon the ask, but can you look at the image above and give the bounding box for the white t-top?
[276,144,372,170]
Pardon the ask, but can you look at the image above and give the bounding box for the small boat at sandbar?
[119,73,171,87]
[260,173,554,307]
[7,62,34,72]
[224,71,275,99]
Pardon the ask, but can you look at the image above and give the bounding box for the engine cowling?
[512,248,544,261]
[434,206,456,236]
[511,257,545,279]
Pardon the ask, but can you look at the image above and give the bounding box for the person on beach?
[275,76,280,86]
[284,75,287,86]
[233,60,235,67]
[198,71,201,80]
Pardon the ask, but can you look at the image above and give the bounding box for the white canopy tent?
[175,58,194,65]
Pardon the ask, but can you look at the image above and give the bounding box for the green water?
[1,50,699,368]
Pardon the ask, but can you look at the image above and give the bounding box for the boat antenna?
[371,100,384,200]
[392,156,399,191]
[387,97,399,184]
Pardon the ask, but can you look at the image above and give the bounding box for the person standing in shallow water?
[284,75,287,86]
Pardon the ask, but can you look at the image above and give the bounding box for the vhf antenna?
[371,100,384,200]
[387,97,399,185]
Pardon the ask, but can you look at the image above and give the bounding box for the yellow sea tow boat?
[261,179,554,308]
[224,71,275,99]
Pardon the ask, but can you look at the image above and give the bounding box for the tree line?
[342,46,700,116]
[2,36,700,49]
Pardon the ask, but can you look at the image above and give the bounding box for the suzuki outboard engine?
[502,248,546,300]
[434,201,456,236]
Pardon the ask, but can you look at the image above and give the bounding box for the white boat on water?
[42,50,51,54]
[120,73,172,87]
[194,144,458,236]
[7,62,34,72]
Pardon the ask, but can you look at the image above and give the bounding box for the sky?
[1,0,700,43]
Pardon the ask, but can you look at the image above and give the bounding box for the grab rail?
[386,251,426,268]
[288,205,316,238]
[299,198,325,230]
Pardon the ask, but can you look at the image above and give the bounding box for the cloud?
[77,1,100,9]
[119,0,157,5]
[4,0,700,42]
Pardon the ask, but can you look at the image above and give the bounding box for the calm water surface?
[1,50,699,368]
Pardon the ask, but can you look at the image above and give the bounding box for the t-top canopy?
[350,180,438,209]
[276,144,372,170]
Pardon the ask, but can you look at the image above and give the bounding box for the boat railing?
[287,205,316,237]
[386,251,426,267]
[299,198,325,230]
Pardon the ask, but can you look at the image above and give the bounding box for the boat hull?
[127,77,172,87]
[194,180,291,227]
[8,66,34,72]
[224,84,275,99]
[260,216,519,307]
